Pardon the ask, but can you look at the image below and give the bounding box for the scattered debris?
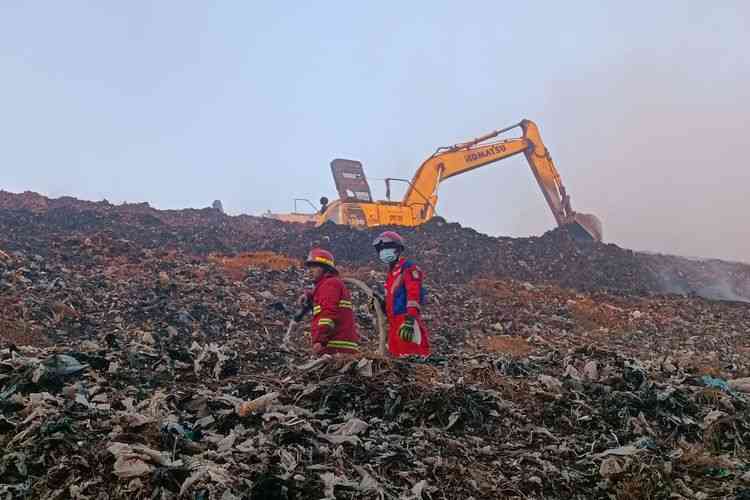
[1,191,749,498]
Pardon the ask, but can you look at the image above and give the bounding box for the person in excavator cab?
[371,231,431,358]
[298,248,360,356]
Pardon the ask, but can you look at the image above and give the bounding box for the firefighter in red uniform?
[301,248,360,356]
[371,231,431,358]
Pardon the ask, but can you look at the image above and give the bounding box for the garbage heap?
[2,211,750,498]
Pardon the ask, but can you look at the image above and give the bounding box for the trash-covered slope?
[2,230,750,498]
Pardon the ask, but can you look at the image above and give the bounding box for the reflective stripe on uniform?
[318,318,335,327]
[315,302,350,315]
[327,340,359,351]
[406,300,421,310]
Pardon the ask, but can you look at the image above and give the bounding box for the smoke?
[646,253,750,303]
[697,282,750,304]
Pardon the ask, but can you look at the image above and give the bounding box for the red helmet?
[373,231,405,250]
[305,248,337,272]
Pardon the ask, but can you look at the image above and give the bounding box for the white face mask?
[378,248,399,264]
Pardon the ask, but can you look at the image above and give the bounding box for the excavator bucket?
[566,212,603,242]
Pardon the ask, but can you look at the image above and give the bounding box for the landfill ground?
[1,191,750,500]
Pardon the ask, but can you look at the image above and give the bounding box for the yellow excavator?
[265,119,602,241]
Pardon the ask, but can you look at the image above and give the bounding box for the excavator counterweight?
[265,119,603,242]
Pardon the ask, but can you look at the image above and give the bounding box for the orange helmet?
[305,248,337,272]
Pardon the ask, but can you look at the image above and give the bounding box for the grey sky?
[1,2,748,262]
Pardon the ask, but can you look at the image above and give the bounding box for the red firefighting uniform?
[384,258,430,357]
[310,273,360,355]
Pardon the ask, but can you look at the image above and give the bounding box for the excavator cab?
[327,159,418,227]
[330,159,374,203]
[328,159,372,226]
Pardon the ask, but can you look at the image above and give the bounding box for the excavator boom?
[402,119,602,241]
[402,131,529,220]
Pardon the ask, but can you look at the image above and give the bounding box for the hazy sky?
[1,2,748,262]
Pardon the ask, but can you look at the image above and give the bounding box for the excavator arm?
[402,119,602,241]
